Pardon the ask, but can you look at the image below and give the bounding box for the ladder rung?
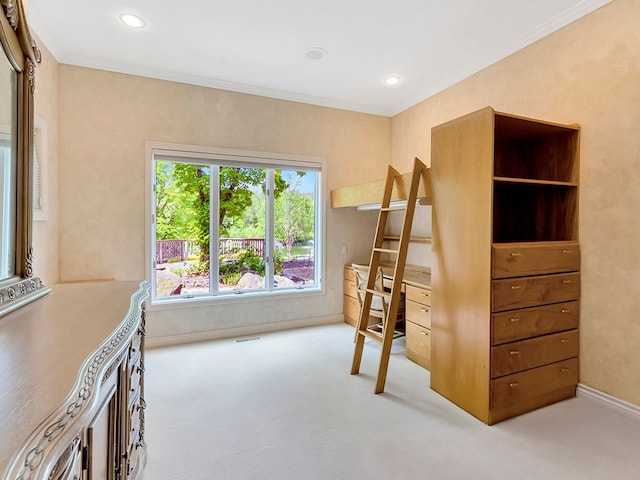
[380,206,406,212]
[373,247,398,254]
[359,329,383,343]
[366,288,390,298]
[359,326,405,342]
[383,235,432,244]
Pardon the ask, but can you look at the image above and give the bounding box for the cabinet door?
[86,379,118,480]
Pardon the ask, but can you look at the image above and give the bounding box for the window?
[148,144,323,303]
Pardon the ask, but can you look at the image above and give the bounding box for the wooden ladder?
[351,157,428,393]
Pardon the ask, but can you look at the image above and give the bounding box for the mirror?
[0,43,17,279]
[0,0,49,317]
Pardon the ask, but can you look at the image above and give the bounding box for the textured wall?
[58,67,389,338]
[32,35,59,284]
[390,0,640,406]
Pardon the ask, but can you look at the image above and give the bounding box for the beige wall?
[32,35,60,284]
[390,0,640,406]
[41,0,639,405]
[58,66,387,339]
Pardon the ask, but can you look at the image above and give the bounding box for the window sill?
[147,286,325,312]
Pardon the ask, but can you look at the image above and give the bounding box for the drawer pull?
[419,307,430,313]
[509,350,520,355]
[562,249,572,253]
[509,317,520,323]
[511,285,521,290]
[510,252,521,257]
[560,367,570,373]
[561,309,570,313]
[562,279,572,284]
[419,330,430,336]
[420,292,429,297]
[509,382,519,388]
[561,338,569,343]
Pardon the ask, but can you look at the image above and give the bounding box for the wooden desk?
[379,262,431,289]
[343,264,432,370]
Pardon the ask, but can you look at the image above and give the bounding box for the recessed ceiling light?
[119,13,146,28]
[383,74,404,86]
[305,47,327,61]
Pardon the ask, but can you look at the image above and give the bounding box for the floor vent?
[235,336,261,343]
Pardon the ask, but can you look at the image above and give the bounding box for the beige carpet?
[144,323,639,479]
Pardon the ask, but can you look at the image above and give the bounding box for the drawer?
[343,277,357,298]
[405,299,431,329]
[344,266,354,280]
[405,284,431,306]
[492,272,580,312]
[491,330,578,378]
[492,301,579,344]
[491,358,578,410]
[343,294,360,327]
[492,242,580,279]
[405,321,431,370]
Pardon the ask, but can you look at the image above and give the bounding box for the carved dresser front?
[0,281,150,480]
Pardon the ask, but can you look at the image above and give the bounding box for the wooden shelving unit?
[430,107,580,424]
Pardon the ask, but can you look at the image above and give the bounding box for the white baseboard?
[577,384,640,420]
[146,314,343,348]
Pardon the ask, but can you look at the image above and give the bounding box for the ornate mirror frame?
[0,0,49,317]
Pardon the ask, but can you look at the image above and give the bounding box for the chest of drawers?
[343,266,360,327]
[431,108,581,424]
[488,241,580,423]
[405,284,432,370]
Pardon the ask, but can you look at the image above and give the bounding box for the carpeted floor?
[144,323,640,480]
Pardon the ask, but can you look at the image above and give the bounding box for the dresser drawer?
[491,330,578,377]
[405,321,430,370]
[405,299,431,329]
[343,266,354,281]
[405,284,431,306]
[491,358,578,410]
[491,301,579,345]
[343,294,360,327]
[492,242,580,279]
[492,272,580,312]
[343,276,357,298]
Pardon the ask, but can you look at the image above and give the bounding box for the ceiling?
[27,0,611,117]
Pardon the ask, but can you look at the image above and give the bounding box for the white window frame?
[145,142,326,308]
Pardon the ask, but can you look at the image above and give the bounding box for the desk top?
[348,262,431,290]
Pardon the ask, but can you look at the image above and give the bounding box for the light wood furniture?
[344,264,432,368]
[351,263,405,339]
[0,281,150,480]
[431,107,580,424]
[331,168,432,208]
[405,284,432,370]
[343,265,360,327]
[351,159,428,393]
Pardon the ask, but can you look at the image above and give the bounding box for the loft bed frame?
[330,166,433,208]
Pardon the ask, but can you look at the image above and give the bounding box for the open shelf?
[494,113,579,183]
[493,181,578,243]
